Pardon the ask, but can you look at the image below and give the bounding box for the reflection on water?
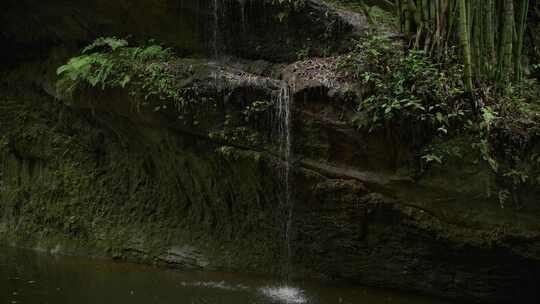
[0,246,453,304]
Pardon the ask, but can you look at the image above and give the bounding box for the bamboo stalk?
[393,0,530,87]
[498,0,515,83]
[514,0,529,81]
[458,0,474,92]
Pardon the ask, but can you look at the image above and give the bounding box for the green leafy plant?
[338,35,540,182]
[56,37,207,114]
[339,36,467,143]
[82,37,128,54]
[296,47,311,61]
[56,53,114,92]
[421,153,443,165]
[242,100,273,123]
[272,0,305,21]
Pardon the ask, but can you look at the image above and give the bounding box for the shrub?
[338,36,467,142]
[56,37,205,113]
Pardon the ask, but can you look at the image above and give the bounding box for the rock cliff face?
[1,0,363,62]
[1,1,539,303]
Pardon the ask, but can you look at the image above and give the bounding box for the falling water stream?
[277,83,293,278]
[212,0,221,59]
[210,1,299,300]
[273,81,299,303]
[239,0,247,30]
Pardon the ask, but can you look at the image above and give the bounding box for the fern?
[56,37,207,114]
[56,54,113,96]
[128,45,173,61]
[56,37,174,96]
[82,37,128,54]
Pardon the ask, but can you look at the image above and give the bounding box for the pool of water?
[0,246,453,304]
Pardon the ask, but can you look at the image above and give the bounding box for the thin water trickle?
[275,82,294,284]
[212,0,220,59]
[239,0,247,31]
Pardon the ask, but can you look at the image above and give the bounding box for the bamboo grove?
[395,0,532,91]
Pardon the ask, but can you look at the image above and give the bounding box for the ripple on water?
[259,286,308,304]
[179,281,249,291]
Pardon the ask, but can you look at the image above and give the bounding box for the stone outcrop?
[0,0,366,62]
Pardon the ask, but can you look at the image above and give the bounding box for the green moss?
[0,90,283,273]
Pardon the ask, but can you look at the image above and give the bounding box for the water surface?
[0,246,453,304]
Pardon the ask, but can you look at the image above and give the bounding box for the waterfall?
[212,0,248,58]
[275,82,294,283]
[212,0,220,59]
[238,0,247,31]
